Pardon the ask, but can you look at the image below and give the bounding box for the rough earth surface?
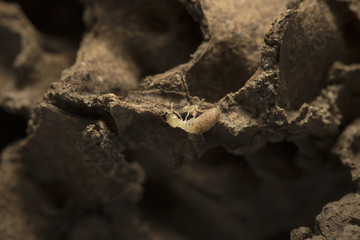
[0,0,360,239]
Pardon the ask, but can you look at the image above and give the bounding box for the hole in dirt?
[7,0,85,44]
[122,148,136,163]
[246,141,305,180]
[130,140,355,240]
[0,108,27,152]
[138,146,261,240]
[137,141,354,239]
[36,179,71,209]
[351,136,360,157]
[245,140,355,239]
[191,146,261,199]
[328,0,360,64]
[342,18,360,63]
[186,40,257,102]
[265,231,290,240]
[121,0,203,79]
[337,72,360,125]
[0,25,21,70]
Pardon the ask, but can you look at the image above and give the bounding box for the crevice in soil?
[186,40,256,103]
[47,98,118,134]
[326,0,360,64]
[244,140,356,239]
[0,107,27,153]
[121,0,203,79]
[0,25,21,71]
[137,146,260,240]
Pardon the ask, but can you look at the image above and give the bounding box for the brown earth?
[0,0,360,239]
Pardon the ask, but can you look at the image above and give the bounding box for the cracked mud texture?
[1,0,360,239]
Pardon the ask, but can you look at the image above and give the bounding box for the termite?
[166,103,221,134]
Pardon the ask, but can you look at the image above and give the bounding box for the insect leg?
[170,102,183,120]
[174,110,183,120]
[192,112,197,119]
[185,111,191,121]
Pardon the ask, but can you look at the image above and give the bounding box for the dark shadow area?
[265,231,290,240]
[135,141,355,240]
[0,108,27,152]
[326,0,360,64]
[19,171,111,240]
[137,146,261,240]
[339,5,360,64]
[186,40,256,102]
[192,146,261,199]
[342,16,360,63]
[246,140,356,239]
[120,0,203,78]
[0,25,21,70]
[332,61,360,127]
[246,141,305,180]
[351,136,360,154]
[6,0,86,44]
[35,178,71,210]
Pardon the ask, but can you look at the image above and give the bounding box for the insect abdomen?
[186,107,221,134]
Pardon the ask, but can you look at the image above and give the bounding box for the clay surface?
[0,0,360,239]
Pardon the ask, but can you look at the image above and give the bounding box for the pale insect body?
[166,104,221,134]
